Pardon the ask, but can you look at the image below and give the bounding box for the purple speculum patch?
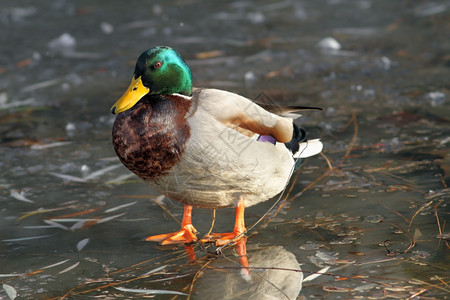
[257,135,276,144]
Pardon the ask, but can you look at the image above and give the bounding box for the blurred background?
[0,0,448,299]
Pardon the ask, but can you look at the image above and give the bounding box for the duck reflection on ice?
[184,241,303,300]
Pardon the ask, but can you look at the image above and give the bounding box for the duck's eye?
[154,61,163,69]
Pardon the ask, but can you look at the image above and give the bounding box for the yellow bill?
[110,75,149,114]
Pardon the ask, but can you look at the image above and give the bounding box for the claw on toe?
[145,224,198,245]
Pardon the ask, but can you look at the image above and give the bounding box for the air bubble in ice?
[48,33,76,53]
[364,215,384,223]
[317,37,341,51]
[426,91,445,106]
[100,22,114,34]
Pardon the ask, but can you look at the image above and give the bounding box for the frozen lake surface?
[0,1,448,299]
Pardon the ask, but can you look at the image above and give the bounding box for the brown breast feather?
[112,94,192,181]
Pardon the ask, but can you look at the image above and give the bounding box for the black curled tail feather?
[284,123,307,154]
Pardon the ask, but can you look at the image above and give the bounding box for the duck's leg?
[201,197,246,246]
[145,204,198,245]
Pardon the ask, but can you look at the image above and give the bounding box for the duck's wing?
[192,88,295,143]
[255,103,323,119]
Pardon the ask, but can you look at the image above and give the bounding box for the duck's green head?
[111,46,192,114]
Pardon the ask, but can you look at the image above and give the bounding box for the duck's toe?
[145,224,198,245]
[200,231,245,246]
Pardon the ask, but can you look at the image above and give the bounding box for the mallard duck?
[111,46,323,246]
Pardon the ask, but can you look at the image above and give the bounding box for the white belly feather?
[151,107,295,208]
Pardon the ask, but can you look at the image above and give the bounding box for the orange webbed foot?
[145,224,198,245]
[200,231,245,246]
[146,205,198,245]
